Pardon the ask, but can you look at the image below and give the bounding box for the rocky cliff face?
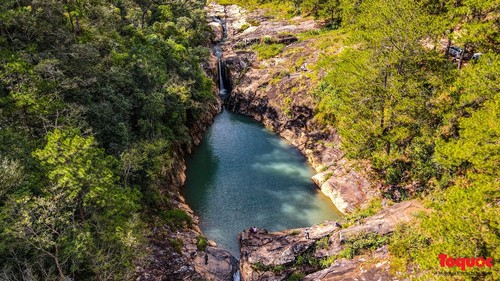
[238,200,424,280]
[136,55,240,281]
[208,3,378,214]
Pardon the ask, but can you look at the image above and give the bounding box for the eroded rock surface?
[303,246,393,281]
[238,200,424,280]
[207,3,378,213]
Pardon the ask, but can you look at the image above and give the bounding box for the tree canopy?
[0,0,215,279]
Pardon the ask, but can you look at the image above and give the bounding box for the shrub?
[288,271,305,281]
[319,255,336,268]
[162,209,193,229]
[239,23,250,32]
[196,236,209,251]
[247,18,260,26]
[252,43,285,60]
[316,236,330,249]
[342,198,382,227]
[170,238,183,253]
[338,232,388,259]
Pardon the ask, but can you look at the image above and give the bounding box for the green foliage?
[338,232,388,259]
[251,261,285,274]
[435,54,500,176]
[287,271,305,281]
[252,43,285,60]
[313,0,459,196]
[388,54,499,279]
[251,261,267,271]
[319,255,336,268]
[342,198,383,227]
[247,19,261,26]
[196,236,209,251]
[1,129,141,279]
[390,177,500,280]
[0,0,215,279]
[0,157,24,200]
[316,236,329,249]
[162,209,193,229]
[170,238,184,254]
[239,23,251,32]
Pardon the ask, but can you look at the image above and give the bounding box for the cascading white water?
[218,58,227,96]
[232,270,241,281]
[213,16,228,99]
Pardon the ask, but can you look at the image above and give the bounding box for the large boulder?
[303,246,393,281]
[193,247,239,281]
[209,22,224,43]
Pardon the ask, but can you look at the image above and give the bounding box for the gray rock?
[238,201,424,280]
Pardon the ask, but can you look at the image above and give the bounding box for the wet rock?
[209,22,224,43]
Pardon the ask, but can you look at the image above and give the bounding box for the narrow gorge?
[159,3,399,280]
[1,0,496,280]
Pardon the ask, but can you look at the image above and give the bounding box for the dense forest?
[0,0,216,279]
[309,1,499,279]
[1,0,499,280]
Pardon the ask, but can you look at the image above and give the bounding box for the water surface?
[183,110,342,255]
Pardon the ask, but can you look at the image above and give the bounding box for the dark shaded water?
[182,109,342,255]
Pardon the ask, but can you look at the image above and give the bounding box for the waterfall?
[232,270,241,281]
[218,59,227,97]
[213,16,228,99]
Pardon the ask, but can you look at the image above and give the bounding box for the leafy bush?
[342,198,382,227]
[196,236,209,251]
[162,209,193,229]
[252,43,285,60]
[338,232,388,259]
[319,255,336,268]
[288,271,305,281]
[316,236,330,249]
[247,18,261,26]
[239,23,251,32]
[170,238,184,254]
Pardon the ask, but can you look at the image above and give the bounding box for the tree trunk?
[458,43,466,69]
[66,9,75,33]
[445,38,451,56]
[380,106,385,128]
[54,247,65,280]
[75,15,81,35]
